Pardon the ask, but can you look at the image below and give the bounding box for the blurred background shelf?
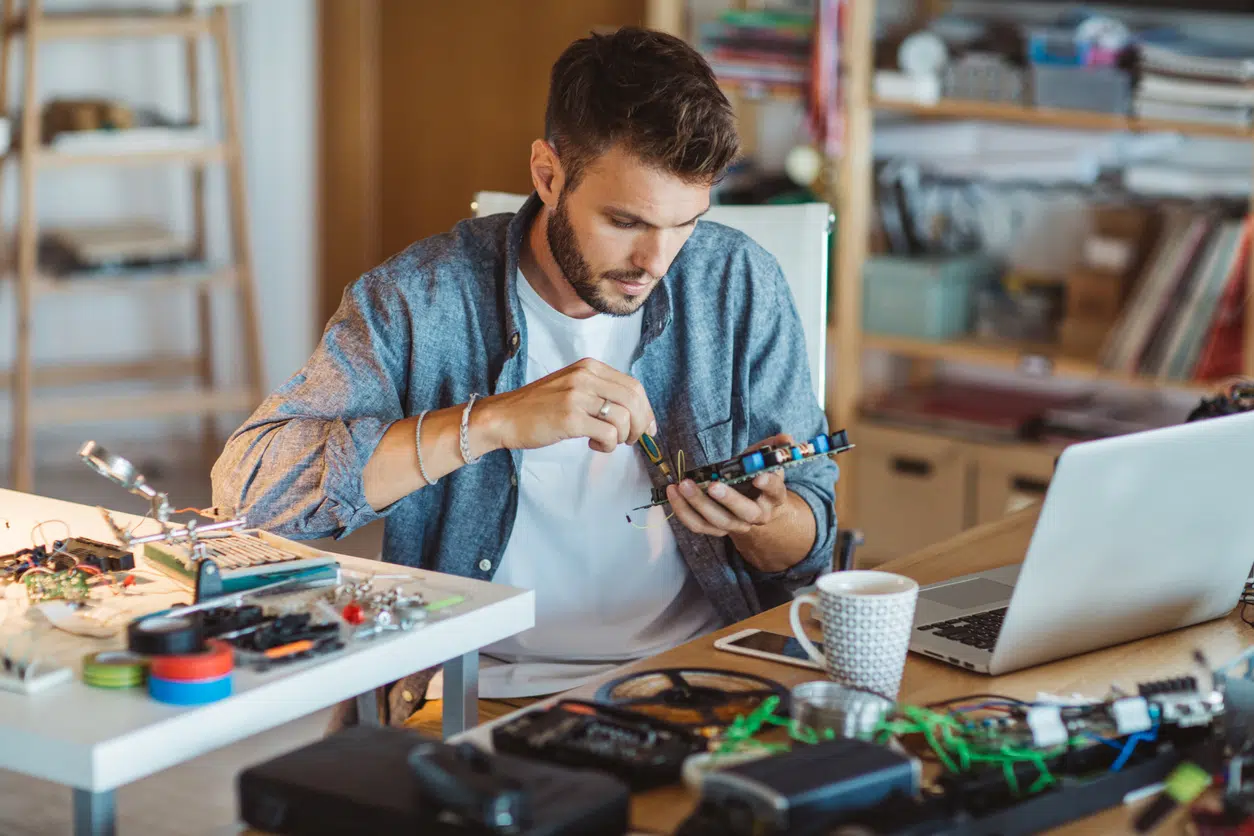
[859,332,1217,394]
[8,11,212,40]
[872,96,1254,140]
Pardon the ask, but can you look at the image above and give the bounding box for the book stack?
[698,9,813,96]
[1098,206,1251,382]
[1134,37,1254,128]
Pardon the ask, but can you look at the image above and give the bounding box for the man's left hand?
[667,433,793,537]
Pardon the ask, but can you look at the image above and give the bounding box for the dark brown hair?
[544,27,740,190]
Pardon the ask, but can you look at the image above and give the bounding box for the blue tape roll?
[148,672,233,705]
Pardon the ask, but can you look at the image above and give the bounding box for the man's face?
[547,144,711,317]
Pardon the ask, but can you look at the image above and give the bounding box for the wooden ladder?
[2,0,264,492]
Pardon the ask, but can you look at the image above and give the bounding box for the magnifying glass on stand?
[76,440,246,550]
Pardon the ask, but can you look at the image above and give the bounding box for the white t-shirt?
[427,271,721,700]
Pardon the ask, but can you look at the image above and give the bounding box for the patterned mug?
[789,570,919,700]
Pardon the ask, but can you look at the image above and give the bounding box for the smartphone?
[712,627,823,671]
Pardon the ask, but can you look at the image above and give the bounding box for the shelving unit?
[831,0,1254,524]
[2,0,264,492]
[873,96,1254,141]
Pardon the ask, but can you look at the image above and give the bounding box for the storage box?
[1031,65,1131,115]
[863,254,1001,340]
[1065,268,1126,321]
[943,53,1026,104]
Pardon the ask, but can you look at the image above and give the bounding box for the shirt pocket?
[694,395,745,466]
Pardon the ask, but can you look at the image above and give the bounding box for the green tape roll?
[83,651,149,689]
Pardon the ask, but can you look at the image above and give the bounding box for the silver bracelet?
[460,393,481,466]
[415,410,437,486]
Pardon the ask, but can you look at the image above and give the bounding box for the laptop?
[909,409,1254,676]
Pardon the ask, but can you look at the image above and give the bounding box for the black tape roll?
[127,613,205,656]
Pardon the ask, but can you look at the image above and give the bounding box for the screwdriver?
[638,432,676,484]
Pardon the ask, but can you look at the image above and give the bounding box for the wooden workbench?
[550,505,1253,834]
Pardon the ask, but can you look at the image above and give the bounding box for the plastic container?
[942,53,1026,104]
[862,254,1001,340]
[1031,64,1131,114]
[1027,26,1089,66]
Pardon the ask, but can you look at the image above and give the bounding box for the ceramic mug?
[789,570,919,700]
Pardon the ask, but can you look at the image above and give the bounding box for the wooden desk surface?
[561,506,1251,835]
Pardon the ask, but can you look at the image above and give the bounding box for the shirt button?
[478,558,492,572]
[508,332,520,355]
[509,472,517,487]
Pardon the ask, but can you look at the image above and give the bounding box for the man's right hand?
[476,358,657,454]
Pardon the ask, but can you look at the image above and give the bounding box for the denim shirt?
[211,193,839,626]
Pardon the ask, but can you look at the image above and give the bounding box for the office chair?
[471,191,832,410]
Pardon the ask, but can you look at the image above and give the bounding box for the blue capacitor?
[743,452,765,474]
[813,435,830,454]
[791,446,803,460]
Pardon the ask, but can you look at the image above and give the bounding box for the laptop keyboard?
[916,607,1007,651]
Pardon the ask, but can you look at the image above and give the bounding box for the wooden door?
[318,1,651,331]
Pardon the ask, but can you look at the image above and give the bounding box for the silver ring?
[598,398,613,419]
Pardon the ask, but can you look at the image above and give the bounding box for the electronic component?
[679,738,920,836]
[144,531,339,594]
[639,430,854,509]
[238,726,631,835]
[594,667,789,730]
[56,537,133,572]
[23,569,90,602]
[491,700,707,790]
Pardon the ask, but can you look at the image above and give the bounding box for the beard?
[547,194,653,317]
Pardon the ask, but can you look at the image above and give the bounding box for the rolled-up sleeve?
[211,271,409,540]
[739,255,840,590]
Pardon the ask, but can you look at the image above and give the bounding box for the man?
[211,26,838,731]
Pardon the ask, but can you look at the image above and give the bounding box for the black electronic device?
[57,537,134,572]
[408,740,531,832]
[0,536,133,579]
[238,726,631,836]
[491,699,707,790]
[810,746,1185,836]
[677,738,921,836]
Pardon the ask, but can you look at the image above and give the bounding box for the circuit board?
[23,570,90,602]
[638,429,854,509]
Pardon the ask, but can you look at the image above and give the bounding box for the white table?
[0,489,535,836]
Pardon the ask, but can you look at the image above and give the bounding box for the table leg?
[356,689,381,727]
[72,788,116,836]
[442,649,478,738]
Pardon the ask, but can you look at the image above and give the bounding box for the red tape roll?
[149,639,234,681]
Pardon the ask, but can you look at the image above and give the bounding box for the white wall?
[0,0,316,475]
